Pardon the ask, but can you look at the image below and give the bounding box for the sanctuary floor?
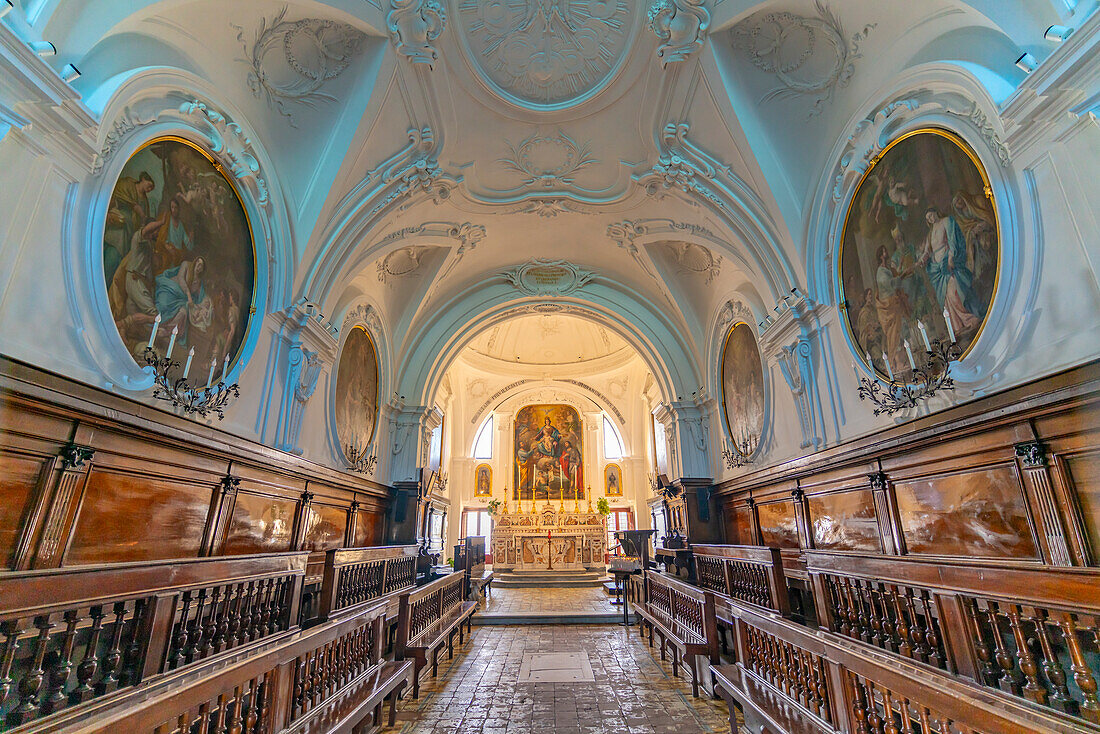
[382,624,735,734]
[482,586,613,617]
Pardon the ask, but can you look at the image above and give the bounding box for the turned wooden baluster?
[843,579,862,639]
[257,580,274,637]
[95,602,128,695]
[919,594,943,669]
[888,587,912,659]
[864,679,885,734]
[43,609,80,714]
[213,585,232,653]
[244,677,260,733]
[200,587,222,658]
[70,605,105,704]
[962,597,998,685]
[235,583,254,647]
[915,707,933,734]
[211,692,229,734]
[882,689,901,734]
[170,591,193,669]
[866,583,885,647]
[850,674,871,734]
[877,586,899,653]
[225,584,244,651]
[983,603,1022,695]
[7,615,54,725]
[0,620,23,710]
[226,685,244,734]
[854,582,872,644]
[903,592,928,662]
[188,589,209,661]
[897,698,916,734]
[1055,613,1100,723]
[1004,604,1046,705]
[249,580,267,641]
[1029,608,1076,714]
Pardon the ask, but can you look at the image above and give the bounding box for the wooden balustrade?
[692,545,790,616]
[715,595,1087,734]
[394,571,477,699]
[634,571,719,697]
[805,551,1100,728]
[0,552,306,729]
[315,545,418,623]
[46,599,412,734]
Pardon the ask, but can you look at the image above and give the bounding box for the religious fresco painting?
[334,325,379,461]
[808,489,881,552]
[757,500,799,549]
[894,465,1038,558]
[721,322,765,455]
[839,129,999,379]
[475,464,492,497]
[104,137,255,371]
[513,404,584,501]
[604,463,622,497]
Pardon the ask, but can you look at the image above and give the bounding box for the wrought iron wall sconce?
[857,338,961,416]
[143,346,240,420]
[345,444,378,475]
[722,433,759,470]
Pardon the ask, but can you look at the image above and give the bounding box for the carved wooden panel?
[1063,451,1100,561]
[65,470,214,564]
[757,500,799,549]
[353,508,383,548]
[301,503,348,552]
[893,464,1039,558]
[221,491,296,555]
[0,452,43,566]
[808,489,880,552]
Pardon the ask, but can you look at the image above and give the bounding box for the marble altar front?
[491,506,606,574]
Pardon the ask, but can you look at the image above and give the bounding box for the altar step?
[492,570,610,588]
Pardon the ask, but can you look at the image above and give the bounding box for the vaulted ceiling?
[11,0,1076,403]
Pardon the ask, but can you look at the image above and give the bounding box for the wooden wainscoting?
[715,360,1100,569]
[0,356,391,572]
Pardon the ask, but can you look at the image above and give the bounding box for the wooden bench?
[315,544,419,625]
[395,571,477,698]
[632,571,719,697]
[712,664,835,734]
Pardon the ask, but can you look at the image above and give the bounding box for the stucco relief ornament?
[387,0,448,67]
[377,246,431,283]
[731,0,874,118]
[499,131,598,188]
[456,0,638,106]
[667,242,721,284]
[234,8,364,126]
[648,0,710,67]
[500,259,596,296]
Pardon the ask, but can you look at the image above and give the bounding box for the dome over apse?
[456,0,640,108]
[468,314,629,366]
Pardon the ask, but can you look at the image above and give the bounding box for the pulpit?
[491,505,606,577]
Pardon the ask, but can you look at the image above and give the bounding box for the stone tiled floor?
[483,586,616,616]
[382,624,734,734]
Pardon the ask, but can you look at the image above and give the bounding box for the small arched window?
[473,415,493,459]
[603,415,624,460]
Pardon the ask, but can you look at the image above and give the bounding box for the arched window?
[603,415,624,460]
[473,415,493,459]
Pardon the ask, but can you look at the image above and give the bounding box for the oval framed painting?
[604,463,623,497]
[838,128,999,379]
[334,325,380,461]
[474,464,493,497]
[103,136,255,372]
[720,321,765,460]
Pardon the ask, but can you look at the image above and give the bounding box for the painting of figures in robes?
[475,464,492,497]
[104,137,255,373]
[604,463,623,497]
[721,322,765,459]
[839,130,999,379]
[513,404,584,501]
[334,326,379,460]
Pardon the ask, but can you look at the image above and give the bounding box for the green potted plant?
[595,497,611,516]
[486,498,501,516]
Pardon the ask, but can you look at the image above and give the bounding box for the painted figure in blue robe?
[918,208,984,334]
[155,257,214,346]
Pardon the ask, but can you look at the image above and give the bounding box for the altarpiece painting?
[513,404,584,501]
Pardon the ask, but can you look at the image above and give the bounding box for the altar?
[491,505,607,575]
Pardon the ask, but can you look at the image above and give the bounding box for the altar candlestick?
[205,358,217,389]
[943,307,956,343]
[917,321,931,351]
[166,325,178,359]
[881,351,894,382]
[903,340,916,371]
[182,347,195,379]
[147,314,162,348]
[222,354,230,382]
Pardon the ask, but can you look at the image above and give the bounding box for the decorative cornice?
[648,0,710,68]
[387,0,447,67]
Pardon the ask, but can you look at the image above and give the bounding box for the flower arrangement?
[486,498,502,516]
[595,497,611,516]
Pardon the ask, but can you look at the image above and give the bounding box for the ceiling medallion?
[501,259,596,296]
[457,0,639,108]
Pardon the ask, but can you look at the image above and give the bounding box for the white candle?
[166,325,178,359]
[865,351,873,371]
[183,347,195,379]
[943,307,956,343]
[903,340,916,371]
[147,314,162,348]
[917,321,931,352]
[206,358,217,389]
[881,351,894,381]
[222,354,230,382]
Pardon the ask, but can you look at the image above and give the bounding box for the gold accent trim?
[719,320,764,459]
[474,463,493,497]
[110,135,259,372]
[836,127,1002,378]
